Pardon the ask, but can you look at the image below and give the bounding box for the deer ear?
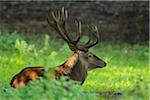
[64,53,78,69]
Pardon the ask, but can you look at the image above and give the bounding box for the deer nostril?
[104,62,107,66]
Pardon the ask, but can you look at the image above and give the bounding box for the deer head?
[47,8,106,71]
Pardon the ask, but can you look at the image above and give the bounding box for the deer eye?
[88,54,92,58]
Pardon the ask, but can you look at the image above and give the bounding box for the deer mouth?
[98,66,106,68]
[95,62,107,69]
[88,62,107,70]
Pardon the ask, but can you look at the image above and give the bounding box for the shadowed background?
[0,1,149,44]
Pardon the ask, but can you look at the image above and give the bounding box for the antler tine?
[84,25,99,48]
[73,20,81,43]
[47,13,55,29]
[47,7,72,43]
[84,25,93,45]
[56,7,76,44]
[57,7,80,45]
[61,7,68,21]
[60,8,72,43]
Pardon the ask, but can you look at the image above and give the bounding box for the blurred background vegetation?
[0,1,149,44]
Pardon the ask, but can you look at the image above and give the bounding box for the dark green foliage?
[0,77,94,100]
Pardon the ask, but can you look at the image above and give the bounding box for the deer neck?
[67,53,88,83]
[55,53,79,80]
[55,53,88,84]
[64,53,79,69]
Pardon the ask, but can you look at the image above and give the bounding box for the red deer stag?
[10,8,106,88]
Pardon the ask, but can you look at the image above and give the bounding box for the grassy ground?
[0,29,149,100]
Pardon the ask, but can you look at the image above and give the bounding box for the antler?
[47,7,100,52]
[47,7,82,51]
[83,25,99,49]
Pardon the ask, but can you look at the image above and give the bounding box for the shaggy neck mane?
[55,53,78,79]
[64,53,79,70]
[55,52,88,84]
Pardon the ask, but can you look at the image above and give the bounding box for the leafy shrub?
[0,29,22,52]
[0,77,96,100]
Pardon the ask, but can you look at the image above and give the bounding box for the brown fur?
[10,67,45,88]
[10,54,79,88]
[55,53,78,80]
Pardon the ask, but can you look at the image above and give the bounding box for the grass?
[0,29,149,100]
